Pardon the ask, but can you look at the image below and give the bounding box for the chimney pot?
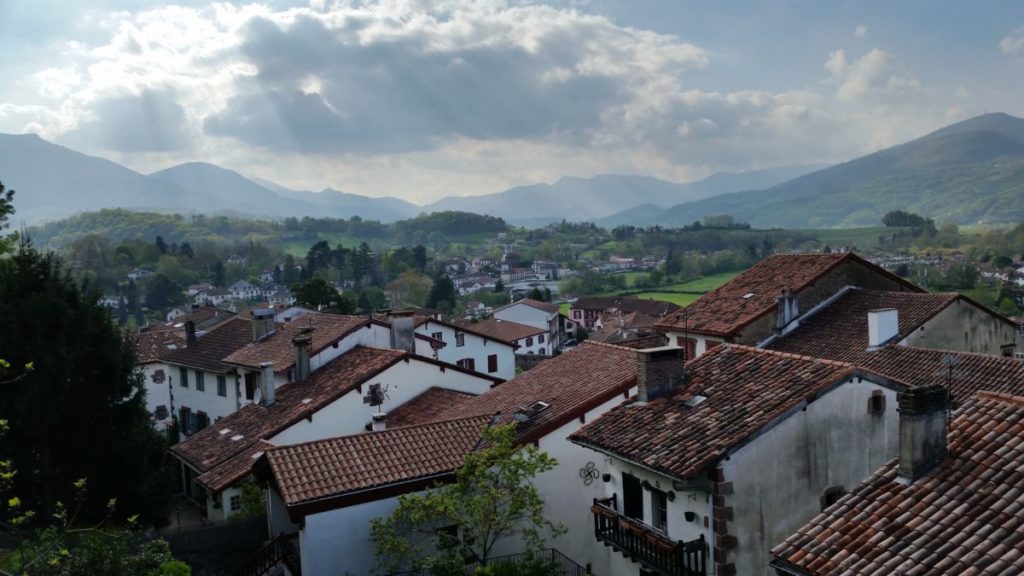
[897,384,948,481]
[252,308,276,342]
[293,335,312,382]
[390,312,416,354]
[372,412,387,432]
[636,346,686,402]
[868,308,899,348]
[185,320,197,346]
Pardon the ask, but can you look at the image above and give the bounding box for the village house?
[98,293,122,308]
[226,254,248,267]
[570,345,908,576]
[186,282,213,297]
[493,298,562,351]
[256,340,640,575]
[771,390,1024,575]
[127,267,154,281]
[170,333,502,525]
[194,287,233,307]
[570,296,680,330]
[462,317,551,356]
[133,328,185,432]
[229,279,260,301]
[654,252,922,360]
[409,316,517,379]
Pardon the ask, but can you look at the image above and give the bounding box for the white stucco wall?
[416,321,516,380]
[269,358,496,447]
[721,376,899,576]
[664,331,724,359]
[300,496,403,576]
[512,333,550,356]
[140,362,173,431]
[170,365,243,428]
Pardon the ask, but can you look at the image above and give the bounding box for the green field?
[804,227,907,249]
[561,270,738,309]
[629,292,702,306]
[282,233,393,256]
[661,271,742,293]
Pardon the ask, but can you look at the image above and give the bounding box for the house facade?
[462,317,551,356]
[493,298,562,351]
[413,317,517,379]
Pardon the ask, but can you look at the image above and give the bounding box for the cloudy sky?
[2,1,1023,204]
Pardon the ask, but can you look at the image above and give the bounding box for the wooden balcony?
[591,496,707,576]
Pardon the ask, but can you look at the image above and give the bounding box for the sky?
[2,0,1023,204]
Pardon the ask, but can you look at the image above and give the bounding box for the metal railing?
[591,496,706,576]
[232,531,301,576]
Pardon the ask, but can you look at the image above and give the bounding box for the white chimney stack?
[259,362,275,406]
[372,412,387,432]
[867,308,899,348]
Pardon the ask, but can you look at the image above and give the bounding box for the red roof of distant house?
[386,387,478,428]
[163,317,254,373]
[654,253,921,337]
[224,312,369,372]
[133,329,185,364]
[570,345,893,480]
[463,318,545,344]
[263,415,492,507]
[771,391,1024,575]
[499,298,559,314]
[435,341,638,442]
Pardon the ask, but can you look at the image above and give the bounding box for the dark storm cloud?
[64,89,191,152]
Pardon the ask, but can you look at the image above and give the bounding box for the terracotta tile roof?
[264,415,492,506]
[570,345,863,480]
[414,317,517,348]
[169,306,237,331]
[572,296,681,318]
[771,392,1024,575]
[224,312,369,372]
[654,253,921,337]
[163,317,254,373]
[435,341,637,442]
[767,289,960,360]
[854,346,1024,406]
[133,329,185,364]
[171,346,405,491]
[460,318,545,344]
[386,387,478,428]
[499,298,559,314]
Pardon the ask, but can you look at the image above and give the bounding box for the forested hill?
[27,209,510,250]
[616,112,1024,228]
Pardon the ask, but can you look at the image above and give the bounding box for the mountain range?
[3,112,1024,228]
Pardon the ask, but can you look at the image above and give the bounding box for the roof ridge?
[879,344,1024,364]
[267,413,494,452]
[728,343,854,367]
[580,340,637,353]
[973,390,1024,407]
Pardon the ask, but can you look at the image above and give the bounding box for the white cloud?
[854,24,868,38]
[827,48,920,102]
[1002,27,1024,54]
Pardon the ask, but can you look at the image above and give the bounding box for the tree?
[0,247,175,526]
[0,182,15,254]
[412,245,428,272]
[305,240,332,278]
[145,274,185,311]
[291,278,354,313]
[426,274,456,312]
[386,271,432,308]
[371,423,564,572]
[155,236,169,255]
[179,242,194,259]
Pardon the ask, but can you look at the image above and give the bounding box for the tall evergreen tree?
[425,273,456,313]
[0,247,174,526]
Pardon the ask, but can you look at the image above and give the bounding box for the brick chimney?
[259,362,275,406]
[185,320,197,346]
[897,384,948,481]
[293,334,312,382]
[390,311,416,354]
[775,288,799,332]
[636,346,687,402]
[868,308,900,348]
[251,308,276,342]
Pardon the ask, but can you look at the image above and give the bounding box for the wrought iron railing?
[591,496,707,576]
[232,531,301,576]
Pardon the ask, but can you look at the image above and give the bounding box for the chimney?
[775,288,799,332]
[293,334,312,382]
[390,311,416,354]
[636,346,687,402]
[185,320,197,346]
[868,308,899,348]
[897,384,948,481]
[259,362,275,406]
[372,412,387,432]
[251,308,276,342]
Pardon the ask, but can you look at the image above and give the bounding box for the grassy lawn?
[282,233,393,256]
[805,227,907,249]
[661,271,742,293]
[629,292,702,307]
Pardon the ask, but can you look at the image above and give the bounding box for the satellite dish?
[253,386,263,405]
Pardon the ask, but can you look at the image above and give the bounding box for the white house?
[493,298,561,351]
[127,267,154,281]
[133,328,185,432]
[412,317,517,379]
[462,317,550,355]
[229,280,259,301]
[257,340,640,574]
[171,342,502,524]
[194,287,233,307]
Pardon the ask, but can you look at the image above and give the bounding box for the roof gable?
[163,317,254,373]
[224,312,369,371]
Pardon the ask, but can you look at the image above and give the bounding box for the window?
[651,489,668,532]
[868,390,886,415]
[154,405,168,420]
[179,407,193,435]
[487,354,498,373]
[244,373,256,400]
[538,334,544,343]
[677,337,697,361]
[457,358,476,371]
[179,367,189,388]
[152,369,165,384]
[431,331,444,342]
[195,371,205,392]
[229,495,241,512]
[217,375,227,397]
[525,337,533,346]
[820,486,847,511]
[573,310,582,319]
[196,411,210,431]
[622,473,643,521]
[456,332,465,347]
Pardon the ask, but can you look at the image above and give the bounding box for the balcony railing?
[591,496,707,576]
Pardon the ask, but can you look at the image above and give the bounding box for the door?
[623,473,644,520]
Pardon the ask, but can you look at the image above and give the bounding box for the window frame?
[195,371,205,392]
[179,367,189,388]
[650,488,668,532]
[455,332,465,347]
[217,375,227,397]
[487,354,498,374]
